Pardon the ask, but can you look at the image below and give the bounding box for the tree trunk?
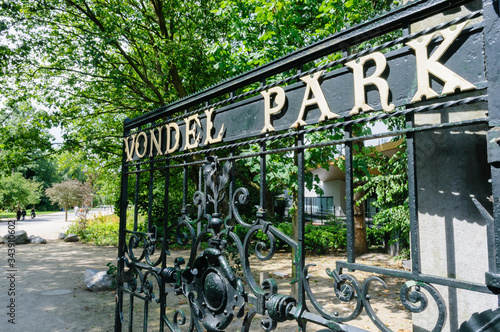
[353,190,368,254]
[65,207,68,222]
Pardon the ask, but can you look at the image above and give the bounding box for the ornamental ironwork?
[116,0,500,331]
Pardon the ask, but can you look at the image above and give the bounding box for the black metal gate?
[115,0,500,330]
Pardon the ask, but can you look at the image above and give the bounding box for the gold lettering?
[135,131,148,159]
[204,108,225,145]
[123,134,137,162]
[346,52,395,115]
[166,123,180,154]
[184,114,202,150]
[261,86,286,133]
[149,127,162,157]
[406,21,476,103]
[291,70,338,128]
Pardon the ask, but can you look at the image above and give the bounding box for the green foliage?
[0,101,55,173]
[354,129,410,252]
[0,172,42,209]
[305,221,347,254]
[211,0,398,74]
[106,262,118,289]
[229,219,348,255]
[371,205,410,248]
[45,180,86,219]
[67,213,122,246]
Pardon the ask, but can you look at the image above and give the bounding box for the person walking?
[31,207,36,219]
[21,208,26,220]
[16,209,21,221]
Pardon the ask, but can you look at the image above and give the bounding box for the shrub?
[67,214,123,246]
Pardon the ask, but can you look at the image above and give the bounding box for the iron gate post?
[483,0,500,299]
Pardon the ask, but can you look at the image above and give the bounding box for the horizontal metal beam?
[336,261,493,294]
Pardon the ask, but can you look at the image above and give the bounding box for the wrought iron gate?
[116,0,500,330]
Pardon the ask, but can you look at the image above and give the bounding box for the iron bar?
[115,127,130,332]
[134,165,140,232]
[122,288,151,301]
[406,113,421,274]
[336,261,493,294]
[260,141,267,210]
[147,160,154,232]
[143,299,148,332]
[160,159,170,332]
[345,125,355,265]
[129,294,134,332]
[297,129,307,331]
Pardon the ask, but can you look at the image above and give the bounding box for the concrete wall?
[411,2,498,330]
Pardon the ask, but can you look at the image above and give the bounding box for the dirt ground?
[0,241,413,332]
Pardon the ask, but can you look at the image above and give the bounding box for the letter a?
[290,71,338,128]
[407,21,476,103]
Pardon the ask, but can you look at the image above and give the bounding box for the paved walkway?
[0,209,117,331]
[0,241,117,331]
[0,208,114,240]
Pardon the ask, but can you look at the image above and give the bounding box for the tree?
[45,180,84,221]
[0,0,231,166]
[355,118,410,255]
[0,101,55,173]
[1,1,235,214]
[0,173,42,210]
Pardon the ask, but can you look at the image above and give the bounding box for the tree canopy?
[0,1,403,233]
[0,172,42,210]
[45,179,86,220]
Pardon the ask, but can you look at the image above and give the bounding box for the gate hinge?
[487,127,500,164]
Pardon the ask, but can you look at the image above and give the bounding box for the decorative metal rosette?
[183,247,246,331]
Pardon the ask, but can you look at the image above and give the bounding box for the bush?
[67,214,123,246]
[227,219,347,255]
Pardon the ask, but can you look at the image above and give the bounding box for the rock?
[3,230,28,244]
[58,233,67,240]
[29,236,47,244]
[83,269,113,291]
[402,260,411,271]
[64,234,79,242]
[273,272,290,278]
[0,237,4,244]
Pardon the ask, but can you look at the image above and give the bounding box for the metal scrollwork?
[160,157,248,332]
[125,156,452,332]
[302,265,363,323]
[400,281,446,331]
